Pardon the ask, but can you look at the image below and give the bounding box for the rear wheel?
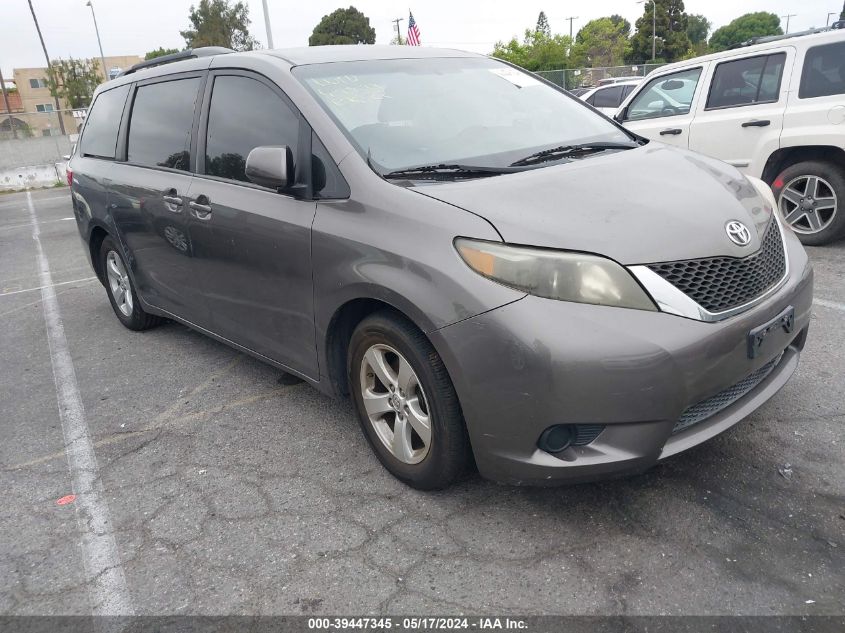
[348,311,469,490]
[99,236,161,331]
[773,160,845,245]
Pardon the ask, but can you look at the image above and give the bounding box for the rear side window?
[592,85,625,109]
[800,42,845,99]
[79,85,129,159]
[127,77,201,171]
[706,53,785,109]
[205,75,300,183]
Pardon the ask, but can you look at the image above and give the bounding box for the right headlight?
[455,238,657,311]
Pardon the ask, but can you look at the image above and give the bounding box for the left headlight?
[455,238,657,311]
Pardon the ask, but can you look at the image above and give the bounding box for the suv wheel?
[773,160,845,245]
[348,311,470,490]
[100,236,162,331]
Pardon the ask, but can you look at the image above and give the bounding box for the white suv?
[616,28,845,245]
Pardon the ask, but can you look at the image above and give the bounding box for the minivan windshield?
[294,57,634,175]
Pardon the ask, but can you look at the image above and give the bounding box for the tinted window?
[625,68,702,121]
[800,42,845,99]
[127,77,201,171]
[707,54,785,109]
[593,85,625,108]
[79,84,129,159]
[311,132,349,199]
[205,75,299,183]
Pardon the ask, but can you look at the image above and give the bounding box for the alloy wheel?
[359,343,432,464]
[779,175,838,235]
[106,250,133,317]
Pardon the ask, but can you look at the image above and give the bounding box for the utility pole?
[85,1,107,79]
[565,16,578,39]
[26,0,65,134]
[261,0,274,48]
[637,0,657,62]
[0,67,17,139]
[392,17,404,45]
[781,14,797,34]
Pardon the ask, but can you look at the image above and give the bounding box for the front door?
[187,72,318,377]
[688,51,792,176]
[109,74,211,327]
[620,65,708,149]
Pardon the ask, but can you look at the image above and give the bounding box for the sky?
[0,0,840,78]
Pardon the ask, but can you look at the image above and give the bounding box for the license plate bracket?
[747,305,794,359]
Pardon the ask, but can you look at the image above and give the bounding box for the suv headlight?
[455,238,657,311]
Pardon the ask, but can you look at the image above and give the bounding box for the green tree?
[536,11,551,38]
[46,58,103,109]
[571,17,631,67]
[627,0,692,64]
[181,0,259,51]
[609,14,632,34]
[686,14,711,44]
[309,6,376,46]
[145,47,181,60]
[709,12,782,52]
[491,29,571,71]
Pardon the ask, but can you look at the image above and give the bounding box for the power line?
[391,17,405,45]
[564,16,578,40]
[781,14,797,34]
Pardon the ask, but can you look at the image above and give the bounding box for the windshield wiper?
[383,163,520,181]
[510,142,639,167]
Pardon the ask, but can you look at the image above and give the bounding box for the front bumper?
[430,229,813,486]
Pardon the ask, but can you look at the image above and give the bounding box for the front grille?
[673,352,783,434]
[647,220,786,314]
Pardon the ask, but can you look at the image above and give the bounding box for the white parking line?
[815,298,845,313]
[26,191,134,615]
[0,276,97,298]
[0,217,75,233]
[0,194,69,206]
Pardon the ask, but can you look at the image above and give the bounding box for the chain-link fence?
[535,64,665,91]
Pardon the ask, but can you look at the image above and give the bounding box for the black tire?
[99,236,161,331]
[348,311,470,490]
[771,160,845,246]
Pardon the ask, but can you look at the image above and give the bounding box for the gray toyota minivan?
[68,46,813,489]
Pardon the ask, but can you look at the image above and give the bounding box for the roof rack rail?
[120,47,234,77]
[732,27,832,49]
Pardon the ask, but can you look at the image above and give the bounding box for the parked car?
[616,27,845,244]
[568,86,593,97]
[579,79,643,115]
[597,76,643,86]
[68,46,812,489]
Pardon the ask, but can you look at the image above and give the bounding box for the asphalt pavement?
[1,187,843,617]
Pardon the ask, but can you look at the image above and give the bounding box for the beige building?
[9,55,142,137]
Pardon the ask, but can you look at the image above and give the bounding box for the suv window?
[127,77,201,171]
[205,75,300,183]
[79,84,129,159]
[591,86,625,108]
[625,68,702,121]
[800,42,845,99]
[706,53,786,109]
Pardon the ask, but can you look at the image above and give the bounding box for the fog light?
[538,425,574,454]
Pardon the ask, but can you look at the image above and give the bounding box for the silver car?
[69,46,813,489]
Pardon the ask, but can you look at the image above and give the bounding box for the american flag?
[407,11,421,46]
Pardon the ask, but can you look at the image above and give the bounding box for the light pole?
[85,1,107,79]
[637,0,657,62]
[781,14,797,34]
[261,0,274,48]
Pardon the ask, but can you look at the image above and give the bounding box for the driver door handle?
[162,188,183,212]
[742,119,771,128]
[660,128,683,136]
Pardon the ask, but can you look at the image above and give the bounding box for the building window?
[35,103,54,113]
[29,78,47,89]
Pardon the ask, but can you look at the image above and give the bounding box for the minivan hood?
[413,144,774,265]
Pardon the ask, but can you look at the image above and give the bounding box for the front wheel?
[773,160,845,246]
[348,312,470,490]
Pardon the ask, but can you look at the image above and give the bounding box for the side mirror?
[661,79,685,91]
[245,145,292,190]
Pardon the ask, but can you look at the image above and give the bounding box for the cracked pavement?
[1,188,843,616]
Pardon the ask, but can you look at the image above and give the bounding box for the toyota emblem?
[725,221,752,246]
